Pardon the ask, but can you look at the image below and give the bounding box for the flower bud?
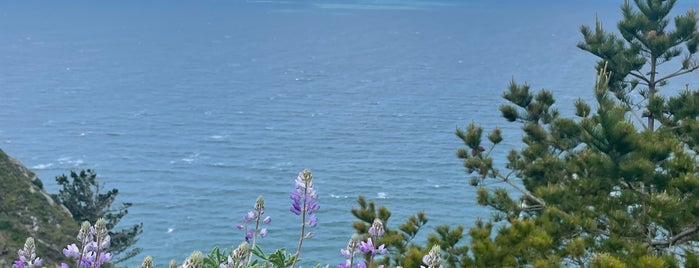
[369,218,384,237]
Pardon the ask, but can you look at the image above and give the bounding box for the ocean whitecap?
[32,163,53,170]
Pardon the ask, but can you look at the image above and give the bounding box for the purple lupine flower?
[244,211,256,222]
[13,238,42,268]
[368,218,385,237]
[60,264,69,268]
[237,196,271,242]
[358,238,388,257]
[338,235,359,268]
[308,214,318,228]
[291,169,320,267]
[356,219,388,268]
[100,252,113,263]
[421,245,444,268]
[62,244,80,259]
[64,219,112,268]
[290,170,319,217]
[245,229,254,242]
[235,196,271,265]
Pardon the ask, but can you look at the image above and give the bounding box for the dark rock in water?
[0,149,79,267]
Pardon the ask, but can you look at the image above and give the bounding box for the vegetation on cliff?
[0,149,79,267]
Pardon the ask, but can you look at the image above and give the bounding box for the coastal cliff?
[0,149,79,266]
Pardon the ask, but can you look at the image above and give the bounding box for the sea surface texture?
[1,0,696,266]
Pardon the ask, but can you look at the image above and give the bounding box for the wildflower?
[245,229,254,242]
[221,242,249,268]
[290,170,319,217]
[368,218,384,237]
[308,214,318,227]
[236,196,270,265]
[358,238,387,257]
[62,244,80,259]
[63,219,112,268]
[290,169,319,268]
[338,235,360,268]
[12,237,42,268]
[244,211,255,222]
[421,245,443,268]
[141,256,154,268]
[356,219,387,268]
[181,251,204,268]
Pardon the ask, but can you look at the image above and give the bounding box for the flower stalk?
[290,169,319,268]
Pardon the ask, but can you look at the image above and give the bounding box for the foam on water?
[31,163,53,170]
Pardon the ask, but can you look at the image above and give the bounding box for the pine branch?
[629,70,650,84]
[658,65,699,83]
[494,171,547,209]
[650,224,699,248]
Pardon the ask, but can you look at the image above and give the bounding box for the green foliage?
[204,247,227,268]
[0,149,80,267]
[200,243,310,268]
[53,169,143,263]
[579,0,699,130]
[350,196,470,267]
[426,225,471,267]
[253,247,296,267]
[456,1,699,266]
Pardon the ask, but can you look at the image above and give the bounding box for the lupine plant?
[357,219,388,268]
[180,251,204,268]
[420,245,443,268]
[290,169,319,268]
[11,169,446,268]
[338,219,389,268]
[138,169,319,268]
[236,196,271,264]
[12,237,43,268]
[11,169,443,268]
[140,256,153,268]
[338,235,360,268]
[13,219,112,268]
[62,219,112,268]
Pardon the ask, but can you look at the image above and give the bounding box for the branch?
[494,172,547,208]
[616,95,648,130]
[650,224,699,248]
[658,65,699,83]
[628,71,650,84]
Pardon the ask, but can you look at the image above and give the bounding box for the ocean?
[1,0,696,266]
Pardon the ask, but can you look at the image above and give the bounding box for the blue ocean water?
[1,0,696,266]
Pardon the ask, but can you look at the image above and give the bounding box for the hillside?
[0,149,79,266]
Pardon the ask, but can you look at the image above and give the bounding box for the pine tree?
[53,169,143,264]
[578,0,699,130]
[456,1,699,266]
